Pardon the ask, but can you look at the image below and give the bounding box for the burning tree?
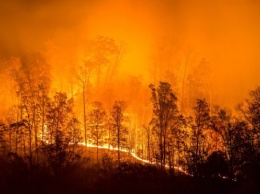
[188,99,211,176]
[42,92,82,177]
[110,101,128,166]
[74,36,122,146]
[11,53,51,164]
[89,101,107,163]
[149,82,178,170]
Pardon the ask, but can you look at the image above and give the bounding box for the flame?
[0,0,258,182]
[78,142,191,176]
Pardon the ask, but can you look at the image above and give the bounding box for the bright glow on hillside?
[78,142,191,176]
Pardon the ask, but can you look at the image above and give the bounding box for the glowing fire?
[0,1,258,184]
[78,142,191,176]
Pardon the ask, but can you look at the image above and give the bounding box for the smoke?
[0,0,259,108]
[0,0,94,55]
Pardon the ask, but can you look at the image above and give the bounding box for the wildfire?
[78,142,191,176]
[0,1,258,185]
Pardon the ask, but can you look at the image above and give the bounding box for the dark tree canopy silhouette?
[149,82,178,170]
[110,100,128,166]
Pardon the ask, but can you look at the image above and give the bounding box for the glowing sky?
[0,0,259,108]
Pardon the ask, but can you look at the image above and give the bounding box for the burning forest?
[0,0,260,193]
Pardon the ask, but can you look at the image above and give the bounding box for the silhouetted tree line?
[0,51,259,193]
[148,82,260,182]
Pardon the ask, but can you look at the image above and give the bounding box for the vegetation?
[0,37,260,193]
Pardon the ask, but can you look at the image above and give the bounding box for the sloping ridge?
[79,142,190,175]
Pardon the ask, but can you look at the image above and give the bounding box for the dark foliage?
[1,157,256,194]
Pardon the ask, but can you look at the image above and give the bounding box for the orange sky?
[0,0,259,108]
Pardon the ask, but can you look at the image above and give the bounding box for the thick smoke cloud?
[0,0,95,55]
[0,0,259,108]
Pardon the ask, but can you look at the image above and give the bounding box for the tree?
[143,123,152,162]
[186,58,212,114]
[204,151,228,178]
[239,87,260,179]
[89,101,107,163]
[75,60,93,146]
[85,36,120,90]
[240,87,260,156]
[211,108,236,178]
[245,87,260,131]
[12,52,50,164]
[110,101,128,166]
[74,36,121,146]
[8,120,28,157]
[189,99,210,176]
[231,120,253,179]
[210,105,259,180]
[149,82,178,170]
[42,92,82,177]
[0,123,8,156]
[171,115,189,173]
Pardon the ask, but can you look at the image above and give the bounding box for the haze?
[0,0,259,109]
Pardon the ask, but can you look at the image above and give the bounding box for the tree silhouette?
[110,101,128,166]
[149,82,178,170]
[211,108,237,179]
[12,53,50,165]
[42,92,82,177]
[0,123,8,156]
[204,151,228,178]
[89,101,107,163]
[189,99,210,176]
[240,86,260,161]
[74,59,93,146]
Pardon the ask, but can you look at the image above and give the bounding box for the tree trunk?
[96,125,99,163]
[42,94,45,144]
[83,86,87,146]
[33,108,38,162]
[117,124,120,167]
